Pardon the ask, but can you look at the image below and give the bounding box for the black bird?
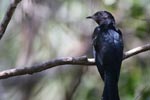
[87,11,123,100]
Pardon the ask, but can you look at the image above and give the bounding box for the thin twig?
[65,67,86,100]
[0,44,149,79]
[0,0,22,40]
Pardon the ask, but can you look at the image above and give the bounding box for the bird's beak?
[86,15,96,20]
[86,16,93,19]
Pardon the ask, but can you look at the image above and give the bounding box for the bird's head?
[87,11,115,26]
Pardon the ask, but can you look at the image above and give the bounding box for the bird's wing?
[95,51,104,80]
[93,27,104,80]
[112,28,124,62]
[106,29,123,81]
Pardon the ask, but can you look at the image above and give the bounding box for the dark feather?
[87,11,124,100]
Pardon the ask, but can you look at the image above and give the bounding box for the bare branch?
[0,44,149,79]
[0,0,22,40]
[0,56,93,79]
[123,44,150,59]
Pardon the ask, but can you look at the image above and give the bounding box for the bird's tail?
[102,73,120,100]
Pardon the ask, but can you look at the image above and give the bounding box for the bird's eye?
[95,12,99,16]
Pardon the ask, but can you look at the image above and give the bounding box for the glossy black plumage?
[87,11,123,100]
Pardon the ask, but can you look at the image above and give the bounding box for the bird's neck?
[99,23,115,30]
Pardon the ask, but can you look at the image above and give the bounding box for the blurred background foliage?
[0,0,150,100]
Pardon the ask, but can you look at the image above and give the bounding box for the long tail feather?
[102,72,120,100]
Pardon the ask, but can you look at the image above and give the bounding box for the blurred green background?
[0,0,150,100]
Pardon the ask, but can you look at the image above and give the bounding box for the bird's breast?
[94,29,123,56]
